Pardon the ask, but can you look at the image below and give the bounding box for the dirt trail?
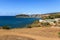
[0,27,60,40]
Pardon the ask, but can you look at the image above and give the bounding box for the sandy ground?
[0,27,60,40]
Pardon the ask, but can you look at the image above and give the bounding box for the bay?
[0,16,40,28]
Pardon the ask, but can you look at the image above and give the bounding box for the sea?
[0,16,40,28]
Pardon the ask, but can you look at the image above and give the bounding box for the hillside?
[16,14,41,18]
[16,12,60,18]
[40,12,60,19]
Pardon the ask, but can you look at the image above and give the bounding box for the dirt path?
[0,27,60,40]
[0,32,60,40]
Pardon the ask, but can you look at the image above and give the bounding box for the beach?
[0,27,60,40]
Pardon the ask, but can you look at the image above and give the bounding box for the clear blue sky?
[0,0,60,16]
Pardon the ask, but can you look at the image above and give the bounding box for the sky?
[0,0,60,16]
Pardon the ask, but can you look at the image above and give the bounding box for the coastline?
[0,16,40,28]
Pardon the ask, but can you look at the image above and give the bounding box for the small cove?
[0,16,40,28]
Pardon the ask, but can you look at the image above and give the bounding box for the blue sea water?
[0,16,40,28]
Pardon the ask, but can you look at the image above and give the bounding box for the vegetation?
[26,20,41,28]
[16,14,30,18]
[26,20,52,28]
[26,24,32,28]
[33,20,39,24]
[42,13,60,19]
[40,22,50,27]
[0,25,11,29]
[58,32,60,38]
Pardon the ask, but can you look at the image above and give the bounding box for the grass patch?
[58,32,60,38]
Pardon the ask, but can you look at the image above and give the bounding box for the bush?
[41,22,50,26]
[25,24,32,28]
[2,25,11,29]
[33,20,39,24]
[27,26,32,28]
[58,32,60,38]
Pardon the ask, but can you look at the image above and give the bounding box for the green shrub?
[53,21,56,23]
[41,22,50,26]
[42,14,60,19]
[25,24,32,28]
[27,26,32,28]
[33,20,39,24]
[2,25,11,29]
[58,32,60,38]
